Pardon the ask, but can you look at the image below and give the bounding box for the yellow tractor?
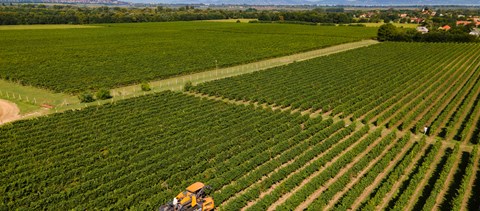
[159,182,215,211]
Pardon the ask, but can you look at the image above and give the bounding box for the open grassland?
[0,80,77,113]
[0,22,377,93]
[191,42,480,144]
[1,91,479,211]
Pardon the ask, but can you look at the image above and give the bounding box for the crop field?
[192,42,480,144]
[1,91,480,210]
[2,20,480,211]
[0,22,376,93]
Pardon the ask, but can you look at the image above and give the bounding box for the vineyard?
[1,91,479,210]
[2,20,480,210]
[191,42,480,144]
[0,22,376,93]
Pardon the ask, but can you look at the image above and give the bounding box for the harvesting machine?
[158,182,214,211]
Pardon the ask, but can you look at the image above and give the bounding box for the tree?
[377,23,398,41]
[96,88,112,100]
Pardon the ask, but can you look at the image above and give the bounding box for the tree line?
[0,4,259,24]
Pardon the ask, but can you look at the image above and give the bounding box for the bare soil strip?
[432,149,463,211]
[404,145,447,211]
[323,132,413,211]
[377,142,430,210]
[460,148,480,211]
[285,132,387,211]
[0,99,21,124]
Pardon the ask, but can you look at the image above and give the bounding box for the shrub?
[140,82,151,91]
[78,92,95,103]
[96,88,112,100]
[184,81,193,91]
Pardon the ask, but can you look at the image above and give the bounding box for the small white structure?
[470,28,480,37]
[424,126,428,135]
[416,26,429,34]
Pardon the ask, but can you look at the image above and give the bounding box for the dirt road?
[0,99,20,124]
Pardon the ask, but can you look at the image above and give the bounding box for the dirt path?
[404,145,447,211]
[377,142,430,210]
[432,149,462,211]
[0,99,21,124]
[289,131,387,211]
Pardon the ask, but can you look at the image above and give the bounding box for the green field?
[2,21,480,211]
[0,22,377,93]
[1,91,479,210]
[192,42,480,143]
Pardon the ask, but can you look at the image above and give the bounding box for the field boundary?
[0,39,378,123]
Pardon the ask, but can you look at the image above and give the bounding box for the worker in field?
[424,126,428,135]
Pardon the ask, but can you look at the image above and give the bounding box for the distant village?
[357,7,480,36]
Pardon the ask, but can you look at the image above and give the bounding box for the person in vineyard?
[424,126,428,135]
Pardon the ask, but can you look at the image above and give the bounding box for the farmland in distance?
[0,22,376,93]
